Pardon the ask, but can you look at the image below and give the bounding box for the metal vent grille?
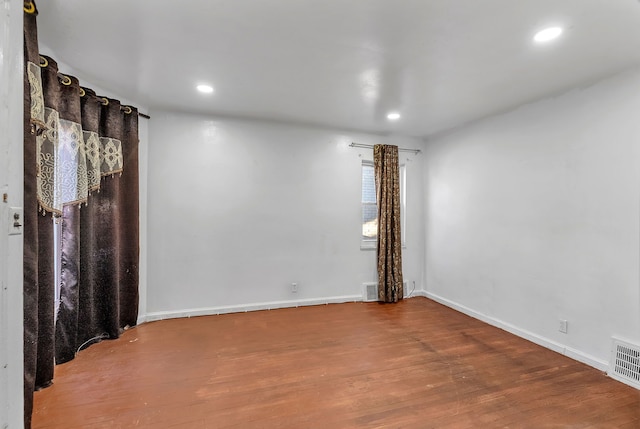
[363,283,378,302]
[609,338,640,389]
[362,281,408,302]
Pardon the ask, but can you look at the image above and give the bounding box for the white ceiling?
[36,0,640,138]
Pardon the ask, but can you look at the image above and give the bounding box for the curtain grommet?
[79,87,86,97]
[101,97,109,106]
[60,75,72,86]
[39,56,48,68]
[123,106,132,114]
[23,1,35,14]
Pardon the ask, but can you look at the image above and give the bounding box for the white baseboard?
[411,290,429,299]
[139,290,607,373]
[139,293,429,324]
[143,294,363,323]
[421,291,609,372]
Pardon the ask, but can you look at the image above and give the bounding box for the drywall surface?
[147,112,425,316]
[0,0,24,426]
[424,68,640,367]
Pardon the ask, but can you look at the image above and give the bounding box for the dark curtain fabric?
[23,4,55,429]
[118,105,141,328]
[54,89,105,362]
[23,2,140,427]
[55,95,140,364]
[374,144,404,303]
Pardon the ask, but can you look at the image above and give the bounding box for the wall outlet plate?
[559,319,568,334]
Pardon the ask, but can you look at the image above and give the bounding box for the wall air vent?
[362,281,408,302]
[363,283,378,302]
[609,338,640,389]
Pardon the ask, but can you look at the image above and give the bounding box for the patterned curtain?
[374,145,404,303]
[23,2,140,428]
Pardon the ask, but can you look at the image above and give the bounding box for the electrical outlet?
[291,283,298,293]
[559,319,568,334]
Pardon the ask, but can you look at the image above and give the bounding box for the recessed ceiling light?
[387,112,401,121]
[196,84,214,94]
[534,27,563,43]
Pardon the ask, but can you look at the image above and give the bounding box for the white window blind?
[361,161,406,249]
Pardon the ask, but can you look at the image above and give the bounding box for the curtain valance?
[28,55,129,215]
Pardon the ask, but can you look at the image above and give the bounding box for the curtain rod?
[349,142,421,154]
[118,106,150,119]
[38,57,149,119]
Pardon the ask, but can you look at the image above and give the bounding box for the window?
[361,161,377,246]
[361,161,406,249]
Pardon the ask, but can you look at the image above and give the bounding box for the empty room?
[2,0,640,428]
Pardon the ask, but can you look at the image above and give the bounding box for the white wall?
[424,68,640,369]
[0,0,24,427]
[146,111,425,318]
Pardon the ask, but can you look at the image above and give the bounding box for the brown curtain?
[23,4,55,429]
[55,91,140,364]
[23,2,140,427]
[374,144,404,303]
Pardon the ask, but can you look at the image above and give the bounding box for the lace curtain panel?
[28,60,124,214]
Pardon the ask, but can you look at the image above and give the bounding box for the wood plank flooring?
[33,297,640,428]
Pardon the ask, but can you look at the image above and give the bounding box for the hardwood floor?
[33,297,640,428]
